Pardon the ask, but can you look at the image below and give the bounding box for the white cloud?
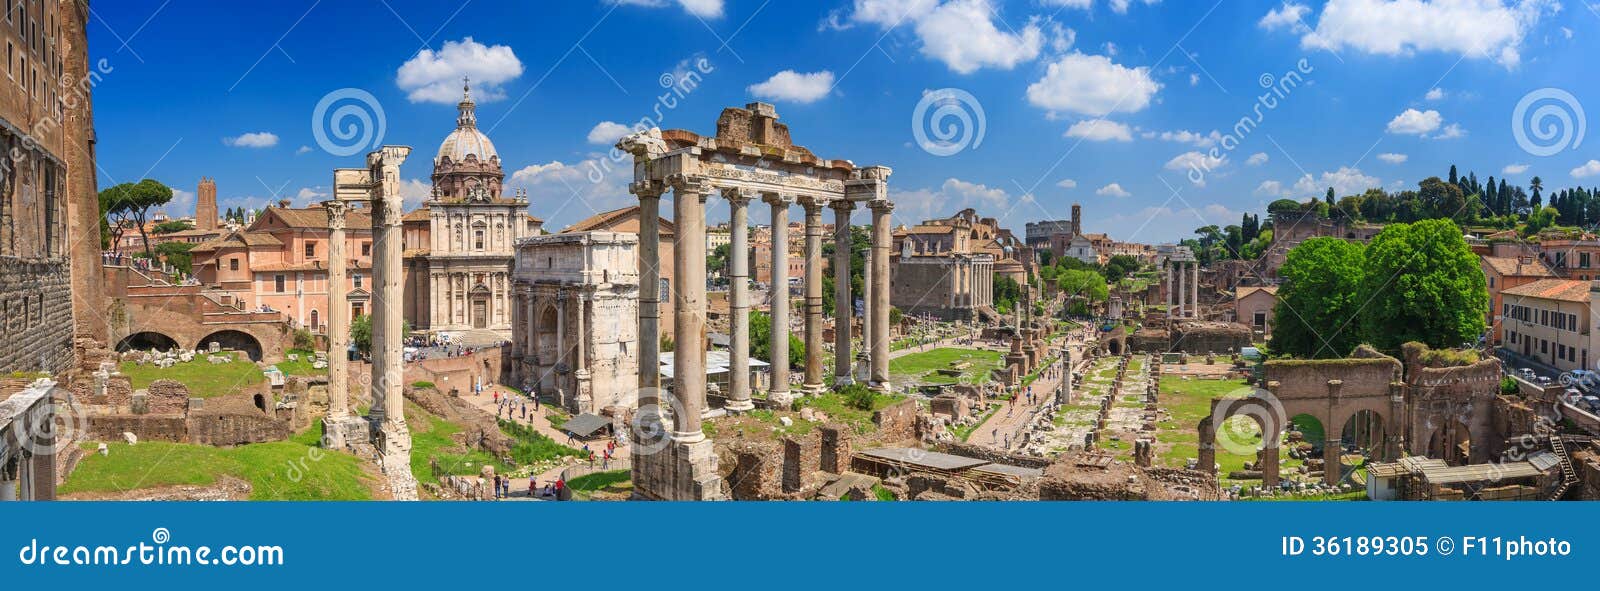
[295,145,313,155]
[1056,179,1078,189]
[747,70,836,103]
[1188,73,1199,86]
[1026,53,1161,117]
[1258,2,1311,33]
[396,37,524,103]
[1425,87,1446,101]
[399,179,433,212]
[1286,0,1560,68]
[1377,152,1408,164]
[223,132,278,148]
[1165,150,1225,172]
[507,157,634,229]
[608,0,724,18]
[850,0,1045,74]
[586,121,633,145]
[1386,108,1442,136]
[1246,152,1269,166]
[1434,123,1466,139]
[1043,0,1160,13]
[1291,166,1380,197]
[1096,183,1131,198]
[1150,129,1222,148]
[885,177,1031,225]
[1064,118,1133,142]
[1573,160,1600,179]
[1502,163,1530,175]
[1254,180,1285,197]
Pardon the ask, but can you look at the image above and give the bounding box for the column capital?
[721,187,757,207]
[829,199,856,213]
[868,199,895,214]
[762,192,795,207]
[323,200,348,230]
[666,173,711,196]
[798,195,828,211]
[629,180,668,199]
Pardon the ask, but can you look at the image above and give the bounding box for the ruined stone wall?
[1168,322,1251,354]
[782,436,822,493]
[88,415,188,442]
[1408,357,1503,462]
[1265,357,1399,400]
[188,412,291,446]
[873,398,919,442]
[936,441,1053,468]
[0,258,74,374]
[145,380,191,415]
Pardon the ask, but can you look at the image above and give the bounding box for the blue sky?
[90,0,1600,241]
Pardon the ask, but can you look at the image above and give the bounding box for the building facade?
[1481,255,1555,345]
[402,83,542,337]
[1499,279,1590,372]
[190,204,375,332]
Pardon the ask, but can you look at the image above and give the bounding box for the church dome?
[439,126,497,164]
[435,80,498,164]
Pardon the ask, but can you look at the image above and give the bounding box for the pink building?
[190,203,380,333]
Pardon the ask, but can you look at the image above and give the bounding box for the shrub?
[841,383,877,411]
[412,381,435,389]
[292,328,315,351]
[1500,376,1520,396]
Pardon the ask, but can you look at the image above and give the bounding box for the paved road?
[964,334,1086,451]
[454,385,628,500]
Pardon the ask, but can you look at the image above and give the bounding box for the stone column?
[831,199,855,386]
[724,189,755,412]
[1167,262,1175,312]
[633,181,666,420]
[1190,261,1200,319]
[1176,262,1186,318]
[801,196,826,394]
[765,193,794,405]
[869,200,893,392]
[671,176,708,441]
[322,200,353,446]
[367,146,417,501]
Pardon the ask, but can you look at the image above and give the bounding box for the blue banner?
[1,502,1592,588]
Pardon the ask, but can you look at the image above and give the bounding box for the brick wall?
[872,398,919,442]
[0,258,73,374]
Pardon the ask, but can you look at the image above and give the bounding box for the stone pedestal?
[376,419,419,500]
[633,436,724,501]
[320,415,369,451]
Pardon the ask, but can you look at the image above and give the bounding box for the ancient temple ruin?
[618,103,894,501]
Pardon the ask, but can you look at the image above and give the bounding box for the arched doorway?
[197,330,264,362]
[534,305,559,394]
[116,331,180,352]
[309,309,320,333]
[1198,393,1288,489]
[1427,421,1473,466]
[1340,409,1387,461]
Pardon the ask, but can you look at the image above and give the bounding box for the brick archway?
[197,329,265,362]
[115,331,181,352]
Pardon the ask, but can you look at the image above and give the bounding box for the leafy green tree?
[350,315,412,357]
[1269,238,1367,358]
[749,310,804,370]
[993,274,1021,314]
[1358,219,1488,351]
[1057,269,1108,316]
[152,241,197,274]
[98,179,175,256]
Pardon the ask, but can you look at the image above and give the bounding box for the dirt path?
[457,385,629,501]
[964,335,1082,451]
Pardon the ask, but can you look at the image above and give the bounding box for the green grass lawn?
[889,348,1004,386]
[409,403,584,481]
[275,348,327,376]
[1155,376,1309,485]
[567,469,631,500]
[119,356,265,399]
[797,388,907,435]
[60,434,372,500]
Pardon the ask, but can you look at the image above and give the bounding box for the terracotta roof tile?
[1481,256,1555,278]
[1501,278,1591,302]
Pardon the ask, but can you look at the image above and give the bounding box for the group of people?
[494,389,539,420]
[483,472,566,501]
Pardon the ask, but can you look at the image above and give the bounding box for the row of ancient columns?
[1166,260,1200,319]
[635,177,894,438]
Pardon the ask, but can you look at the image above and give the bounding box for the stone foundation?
[634,436,724,501]
[0,258,73,374]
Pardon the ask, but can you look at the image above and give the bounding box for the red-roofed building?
[1499,278,1591,372]
[1481,255,1556,345]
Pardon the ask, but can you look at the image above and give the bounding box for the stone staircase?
[1549,436,1579,501]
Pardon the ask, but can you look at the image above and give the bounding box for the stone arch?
[1198,393,1287,489]
[1426,420,1474,466]
[1338,409,1388,461]
[197,330,264,362]
[116,331,180,352]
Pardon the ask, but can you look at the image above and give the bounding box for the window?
[275,274,286,293]
[474,229,485,250]
[361,242,371,257]
[353,273,363,289]
[230,258,239,271]
[1488,276,1495,288]
[352,303,364,318]
[305,241,316,258]
[1583,253,1591,268]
